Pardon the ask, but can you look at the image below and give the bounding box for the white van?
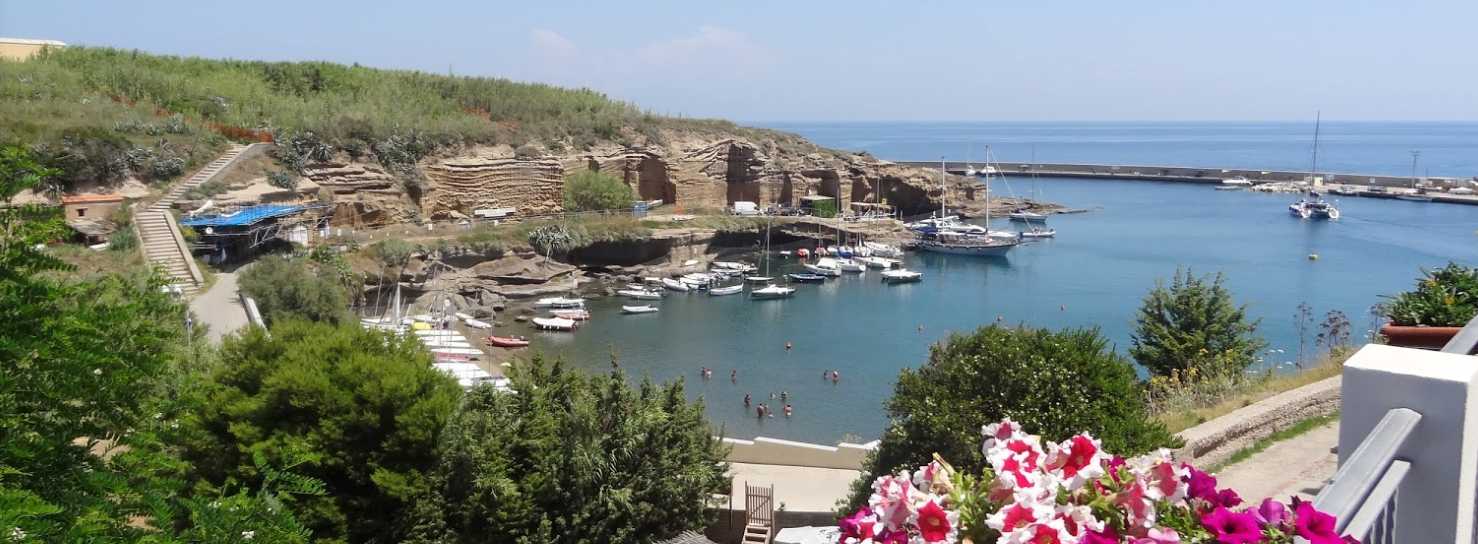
[730,201,760,216]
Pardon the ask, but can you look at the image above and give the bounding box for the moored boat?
[881,269,923,283]
[803,257,843,276]
[708,284,744,296]
[532,317,578,331]
[1020,228,1056,239]
[622,305,659,314]
[617,288,663,300]
[463,318,492,329]
[1007,211,1048,223]
[859,256,900,269]
[744,276,775,284]
[533,297,585,309]
[786,273,826,283]
[750,284,797,299]
[552,309,591,321]
[916,232,1018,257]
[862,241,903,258]
[661,278,690,292]
[836,259,867,273]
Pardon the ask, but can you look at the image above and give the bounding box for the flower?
[1055,503,1103,537]
[915,499,954,542]
[1044,434,1105,490]
[1294,499,1343,544]
[1004,520,1071,544]
[1185,464,1219,503]
[241,530,256,540]
[838,507,877,541]
[1080,528,1119,544]
[1252,498,1289,528]
[1132,527,1181,544]
[981,418,1022,453]
[869,472,917,531]
[1200,506,1265,544]
[1114,478,1157,529]
[986,499,1053,534]
[1214,488,1243,509]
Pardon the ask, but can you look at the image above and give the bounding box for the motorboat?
[421,339,475,349]
[1397,193,1433,202]
[661,278,691,292]
[532,317,578,331]
[617,288,663,300]
[712,261,757,273]
[744,276,775,284]
[803,257,843,277]
[859,256,900,269]
[786,273,826,283]
[1020,228,1056,239]
[862,241,903,258]
[835,246,853,258]
[533,297,585,309]
[708,284,744,296]
[1214,186,1244,191]
[881,269,923,283]
[1291,191,1339,220]
[836,259,867,273]
[552,309,591,321]
[1221,176,1253,186]
[1007,211,1049,223]
[622,305,659,314]
[916,232,1018,257]
[486,335,530,348]
[750,284,796,299]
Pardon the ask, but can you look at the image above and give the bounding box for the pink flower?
[1114,478,1157,529]
[986,499,1052,534]
[1132,527,1182,544]
[981,418,1022,453]
[1080,528,1119,544]
[915,499,953,542]
[1045,434,1105,490]
[1294,499,1343,544]
[1055,503,1103,537]
[1214,488,1244,509]
[1200,506,1265,544]
[837,507,877,541]
[1142,459,1189,503]
[868,472,917,531]
[873,529,909,544]
[1005,521,1071,544]
[1184,464,1219,503]
[1252,498,1289,528]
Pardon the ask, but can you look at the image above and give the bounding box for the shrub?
[844,325,1176,510]
[1385,262,1478,327]
[237,255,352,325]
[406,357,728,543]
[562,170,633,212]
[1130,268,1266,378]
[267,169,298,191]
[181,321,461,543]
[184,179,229,200]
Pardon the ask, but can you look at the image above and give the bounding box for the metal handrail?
[1441,314,1478,355]
[1313,407,1422,534]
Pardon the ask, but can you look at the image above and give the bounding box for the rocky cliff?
[308,128,986,228]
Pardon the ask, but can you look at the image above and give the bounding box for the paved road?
[189,269,249,343]
[1215,421,1339,503]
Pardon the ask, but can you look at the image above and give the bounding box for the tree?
[238,255,353,326]
[844,325,1176,510]
[562,170,633,212]
[179,321,462,543]
[406,357,729,544]
[1130,268,1267,378]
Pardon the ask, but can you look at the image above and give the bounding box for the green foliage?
[406,357,729,544]
[181,321,462,543]
[1385,262,1478,326]
[184,178,229,200]
[810,198,838,218]
[267,169,298,191]
[844,325,1176,511]
[370,239,415,269]
[1130,268,1267,378]
[562,169,634,212]
[237,255,352,326]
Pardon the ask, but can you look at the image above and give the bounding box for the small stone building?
[60,193,125,222]
[0,37,66,61]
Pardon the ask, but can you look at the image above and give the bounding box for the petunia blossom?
[1055,503,1104,537]
[1185,464,1220,503]
[1200,506,1265,544]
[915,499,955,543]
[1294,499,1343,544]
[1132,527,1182,544]
[838,507,877,541]
[1003,520,1072,544]
[1114,478,1157,530]
[1252,498,1288,528]
[1044,434,1106,490]
[985,498,1054,534]
[869,472,917,531]
[981,418,1022,453]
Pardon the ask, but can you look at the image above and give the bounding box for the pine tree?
[1130,268,1267,378]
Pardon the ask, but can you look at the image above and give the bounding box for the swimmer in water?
[744,393,751,407]
[784,404,793,418]
[785,341,793,351]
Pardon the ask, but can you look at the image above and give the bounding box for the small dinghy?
[486,335,531,348]
[708,284,744,296]
[533,297,584,309]
[1020,228,1056,239]
[750,284,796,300]
[661,278,690,292]
[745,276,775,284]
[617,288,663,300]
[552,309,591,321]
[622,305,659,314]
[787,273,826,283]
[463,318,492,329]
[532,317,578,331]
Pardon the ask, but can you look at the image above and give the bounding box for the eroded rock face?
[421,155,565,220]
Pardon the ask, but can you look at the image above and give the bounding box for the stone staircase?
[136,143,252,295]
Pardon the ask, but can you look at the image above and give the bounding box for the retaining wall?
[1174,376,1342,468]
[722,436,876,470]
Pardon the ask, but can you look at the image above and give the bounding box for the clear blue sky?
[4,0,1475,122]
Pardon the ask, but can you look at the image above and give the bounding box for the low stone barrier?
[721,436,877,470]
[1174,376,1342,468]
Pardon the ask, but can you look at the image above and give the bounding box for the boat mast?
[1308,111,1321,188]
[939,156,948,218]
[1409,150,1421,189]
[983,146,992,227]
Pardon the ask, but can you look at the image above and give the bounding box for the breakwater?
[896,161,1478,206]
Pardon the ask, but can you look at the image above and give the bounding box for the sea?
[526,122,1478,444]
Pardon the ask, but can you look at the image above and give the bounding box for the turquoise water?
[526,123,1478,443]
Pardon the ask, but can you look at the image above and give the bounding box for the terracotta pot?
[1379,324,1463,349]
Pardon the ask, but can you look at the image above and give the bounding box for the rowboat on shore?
[486,335,530,348]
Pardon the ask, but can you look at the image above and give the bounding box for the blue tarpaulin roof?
[179,204,306,228]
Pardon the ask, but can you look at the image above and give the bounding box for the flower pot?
[1380,324,1464,349]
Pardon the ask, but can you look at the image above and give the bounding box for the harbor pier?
[896,160,1478,206]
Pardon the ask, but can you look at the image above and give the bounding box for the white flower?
[241,530,255,540]
[10,527,27,541]
[92,368,103,376]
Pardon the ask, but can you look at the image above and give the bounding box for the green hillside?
[0,47,771,192]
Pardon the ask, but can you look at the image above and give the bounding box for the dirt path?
[1214,421,1339,503]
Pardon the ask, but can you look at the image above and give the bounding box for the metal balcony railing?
[1310,408,1422,544]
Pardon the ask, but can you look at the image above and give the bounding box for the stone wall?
[1174,376,1342,468]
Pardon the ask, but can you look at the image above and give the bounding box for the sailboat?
[917,149,1019,257]
[751,216,796,300]
[1289,112,1341,220]
[1009,146,1050,223]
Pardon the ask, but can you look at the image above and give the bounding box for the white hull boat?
[1020,228,1056,239]
[622,305,659,314]
[750,284,796,300]
[429,347,485,357]
[661,278,690,292]
[708,284,744,296]
[532,317,578,331]
[881,269,923,283]
[463,318,492,329]
[421,340,475,349]
[859,256,900,269]
[917,234,1018,257]
[803,258,843,277]
[862,241,903,258]
[1008,211,1048,223]
[836,259,867,273]
[617,288,663,300]
[552,309,591,321]
[745,276,775,284]
[533,297,585,309]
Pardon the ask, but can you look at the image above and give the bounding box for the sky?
[3,0,1476,122]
